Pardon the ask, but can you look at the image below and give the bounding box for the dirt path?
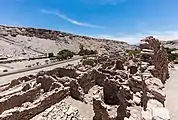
[165,65,178,120]
[0,59,80,86]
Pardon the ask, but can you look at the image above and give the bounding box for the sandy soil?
[165,64,178,120]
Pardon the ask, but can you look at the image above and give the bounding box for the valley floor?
[165,64,178,120]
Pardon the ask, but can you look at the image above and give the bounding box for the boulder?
[93,95,110,120]
[128,76,143,93]
[83,59,96,67]
[22,83,31,91]
[127,60,138,74]
[116,59,124,70]
[145,78,164,89]
[8,79,21,88]
[95,70,107,86]
[149,88,166,103]
[78,70,96,93]
[36,75,56,92]
[103,79,120,105]
[69,79,85,101]
[128,65,138,74]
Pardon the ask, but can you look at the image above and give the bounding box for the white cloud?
[95,30,178,44]
[41,9,105,29]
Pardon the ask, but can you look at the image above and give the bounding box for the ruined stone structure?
[0,37,170,120]
[140,36,169,83]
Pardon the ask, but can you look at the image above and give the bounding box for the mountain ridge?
[0,25,136,58]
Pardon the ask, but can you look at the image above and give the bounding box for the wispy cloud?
[41,9,105,29]
[95,30,178,44]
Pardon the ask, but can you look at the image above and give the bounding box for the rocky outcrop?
[115,59,125,70]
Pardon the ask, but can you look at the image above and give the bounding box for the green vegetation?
[57,49,74,60]
[48,53,54,58]
[126,49,141,56]
[165,48,178,61]
[168,54,178,61]
[78,44,98,56]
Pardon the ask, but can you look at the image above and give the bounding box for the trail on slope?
[165,65,178,120]
[0,35,45,55]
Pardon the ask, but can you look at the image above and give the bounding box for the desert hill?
[0,25,135,58]
[162,40,178,49]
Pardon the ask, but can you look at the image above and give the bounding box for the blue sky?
[0,0,178,44]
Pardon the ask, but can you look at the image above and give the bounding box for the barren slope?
[0,25,135,58]
[162,40,178,49]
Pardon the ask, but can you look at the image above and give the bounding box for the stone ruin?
[0,36,170,120]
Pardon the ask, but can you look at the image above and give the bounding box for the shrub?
[165,48,178,61]
[126,50,140,55]
[57,49,74,60]
[168,53,178,61]
[78,44,98,56]
[48,53,54,58]
[78,49,98,56]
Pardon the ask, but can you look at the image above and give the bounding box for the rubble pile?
[0,37,170,120]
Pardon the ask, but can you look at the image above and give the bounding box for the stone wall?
[0,37,170,120]
[140,36,169,83]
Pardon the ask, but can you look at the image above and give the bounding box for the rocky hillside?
[162,40,178,49]
[0,25,135,58]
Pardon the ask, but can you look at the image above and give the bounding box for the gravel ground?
[165,64,178,120]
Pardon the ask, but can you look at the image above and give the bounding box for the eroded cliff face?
[0,25,135,58]
[0,37,170,120]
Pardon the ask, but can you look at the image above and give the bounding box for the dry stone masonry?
[0,36,170,120]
